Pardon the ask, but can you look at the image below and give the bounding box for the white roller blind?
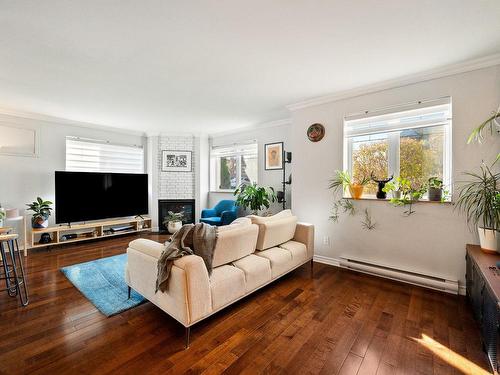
[211,141,258,157]
[66,137,144,173]
[345,97,452,137]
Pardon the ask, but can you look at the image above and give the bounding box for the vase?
[428,187,443,202]
[348,184,364,200]
[392,191,401,199]
[478,227,499,253]
[167,221,182,234]
[32,217,49,229]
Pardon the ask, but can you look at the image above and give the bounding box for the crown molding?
[0,107,147,137]
[208,118,291,138]
[286,53,500,111]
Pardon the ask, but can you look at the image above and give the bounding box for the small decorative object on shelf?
[163,211,184,234]
[371,173,393,199]
[307,123,325,142]
[39,233,52,244]
[26,197,52,228]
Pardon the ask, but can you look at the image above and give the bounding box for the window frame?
[343,98,452,201]
[210,141,258,192]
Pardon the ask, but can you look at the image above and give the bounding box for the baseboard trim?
[313,254,466,296]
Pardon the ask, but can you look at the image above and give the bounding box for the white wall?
[209,123,292,214]
[291,65,500,287]
[0,113,146,241]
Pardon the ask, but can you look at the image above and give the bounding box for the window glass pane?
[352,134,389,195]
[400,125,444,190]
[219,156,237,190]
[241,154,258,185]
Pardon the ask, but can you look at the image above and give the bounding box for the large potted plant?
[234,182,277,215]
[26,197,53,228]
[163,211,184,234]
[456,163,499,253]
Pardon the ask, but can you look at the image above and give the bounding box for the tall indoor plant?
[26,197,53,228]
[456,163,499,252]
[234,182,277,214]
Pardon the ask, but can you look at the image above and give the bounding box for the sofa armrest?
[293,222,314,259]
[201,208,217,218]
[128,238,166,259]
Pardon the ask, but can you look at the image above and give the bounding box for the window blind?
[66,137,144,174]
[345,97,451,137]
[211,142,258,157]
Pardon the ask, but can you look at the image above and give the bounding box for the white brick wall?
[158,136,196,199]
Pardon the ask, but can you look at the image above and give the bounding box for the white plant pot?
[167,221,182,234]
[478,227,499,252]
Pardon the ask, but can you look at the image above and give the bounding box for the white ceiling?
[1,1,500,134]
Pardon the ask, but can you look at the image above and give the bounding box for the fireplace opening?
[158,199,195,233]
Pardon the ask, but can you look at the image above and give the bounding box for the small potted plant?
[456,163,499,253]
[163,211,184,234]
[234,182,277,215]
[328,170,369,200]
[382,177,406,199]
[427,177,444,202]
[26,197,53,228]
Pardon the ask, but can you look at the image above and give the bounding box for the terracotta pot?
[478,227,499,253]
[348,184,364,200]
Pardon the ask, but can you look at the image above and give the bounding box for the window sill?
[343,196,453,204]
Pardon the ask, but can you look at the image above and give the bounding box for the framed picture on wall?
[264,142,283,170]
[161,150,192,172]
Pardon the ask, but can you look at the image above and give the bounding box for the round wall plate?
[307,123,325,142]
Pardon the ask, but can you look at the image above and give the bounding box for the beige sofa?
[125,210,314,347]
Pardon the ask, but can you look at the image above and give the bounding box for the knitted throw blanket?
[156,223,218,293]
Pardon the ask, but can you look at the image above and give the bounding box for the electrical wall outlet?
[323,236,330,246]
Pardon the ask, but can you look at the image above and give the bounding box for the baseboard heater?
[338,256,459,294]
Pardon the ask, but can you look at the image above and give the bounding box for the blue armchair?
[200,200,238,226]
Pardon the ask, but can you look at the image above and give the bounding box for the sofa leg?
[127,286,131,299]
[185,327,191,349]
[310,259,314,278]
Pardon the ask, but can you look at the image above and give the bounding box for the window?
[66,137,144,174]
[344,97,452,198]
[210,142,258,191]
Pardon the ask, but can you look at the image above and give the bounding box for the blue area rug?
[61,254,145,317]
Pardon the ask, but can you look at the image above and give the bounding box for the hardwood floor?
[0,233,490,374]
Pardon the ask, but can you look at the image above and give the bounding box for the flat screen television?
[55,171,148,224]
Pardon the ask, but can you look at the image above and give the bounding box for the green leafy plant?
[455,163,500,231]
[387,178,426,216]
[163,211,184,226]
[329,199,355,222]
[361,208,376,230]
[26,197,53,225]
[234,182,277,214]
[328,170,369,195]
[428,177,443,189]
[467,107,500,162]
[0,209,5,221]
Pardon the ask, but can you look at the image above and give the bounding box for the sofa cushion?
[279,240,308,267]
[233,254,272,292]
[251,215,298,250]
[255,247,293,278]
[212,221,258,268]
[209,265,246,310]
[248,209,292,224]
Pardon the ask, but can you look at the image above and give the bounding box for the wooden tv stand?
[29,217,152,249]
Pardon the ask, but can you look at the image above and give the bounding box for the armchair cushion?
[201,208,217,218]
[200,200,238,226]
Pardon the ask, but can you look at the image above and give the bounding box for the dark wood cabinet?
[466,244,500,373]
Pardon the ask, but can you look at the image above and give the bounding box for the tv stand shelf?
[30,217,152,249]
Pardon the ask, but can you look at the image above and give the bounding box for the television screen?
[55,171,148,224]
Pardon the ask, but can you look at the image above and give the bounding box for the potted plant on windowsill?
[26,197,53,228]
[382,177,406,199]
[163,211,184,234]
[328,170,369,200]
[427,177,445,202]
[234,182,277,215]
[456,163,499,253]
